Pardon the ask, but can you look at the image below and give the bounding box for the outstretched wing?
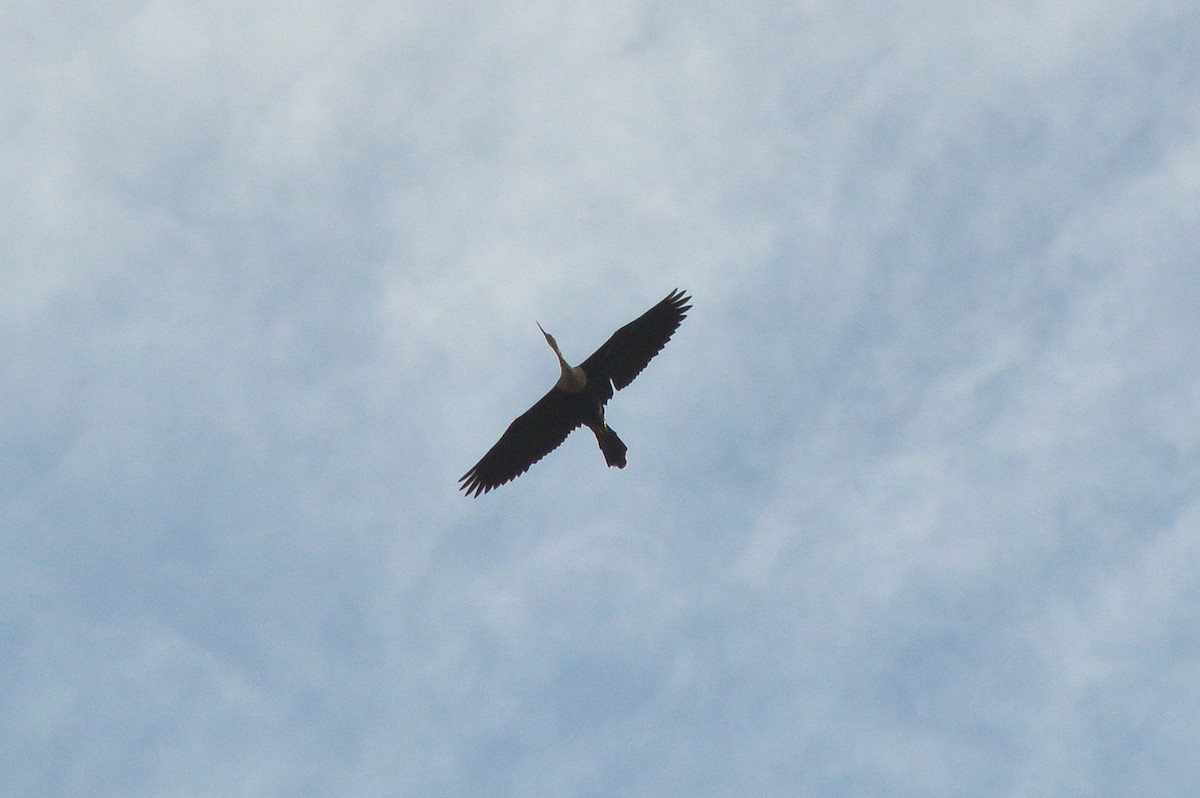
[581,288,692,391]
[459,389,584,497]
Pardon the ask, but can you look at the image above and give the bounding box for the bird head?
[537,322,561,356]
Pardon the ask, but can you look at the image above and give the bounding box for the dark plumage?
[459,288,692,497]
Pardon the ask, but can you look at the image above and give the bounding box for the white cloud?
[3,1,1199,795]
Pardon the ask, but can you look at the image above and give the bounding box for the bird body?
[459,288,691,497]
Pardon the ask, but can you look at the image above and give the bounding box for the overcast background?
[4,2,1199,796]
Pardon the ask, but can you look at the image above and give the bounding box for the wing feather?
[459,389,583,497]
[580,288,691,391]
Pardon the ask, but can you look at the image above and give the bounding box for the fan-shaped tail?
[596,425,627,468]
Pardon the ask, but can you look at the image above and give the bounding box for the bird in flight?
[459,288,692,497]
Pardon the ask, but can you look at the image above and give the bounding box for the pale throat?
[541,324,588,392]
[555,357,588,392]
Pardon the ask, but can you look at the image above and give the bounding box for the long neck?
[552,348,588,392]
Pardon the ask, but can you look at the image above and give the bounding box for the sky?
[3,1,1199,796]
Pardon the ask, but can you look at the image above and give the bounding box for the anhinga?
[459,288,692,497]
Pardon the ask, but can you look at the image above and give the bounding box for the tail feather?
[596,425,627,468]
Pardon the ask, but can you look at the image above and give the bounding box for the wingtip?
[669,288,693,315]
[458,469,482,497]
[459,468,498,498]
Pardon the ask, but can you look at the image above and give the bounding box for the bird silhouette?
[459,289,691,497]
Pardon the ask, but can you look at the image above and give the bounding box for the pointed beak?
[537,322,560,356]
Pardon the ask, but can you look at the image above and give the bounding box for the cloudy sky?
[4,1,1199,795]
